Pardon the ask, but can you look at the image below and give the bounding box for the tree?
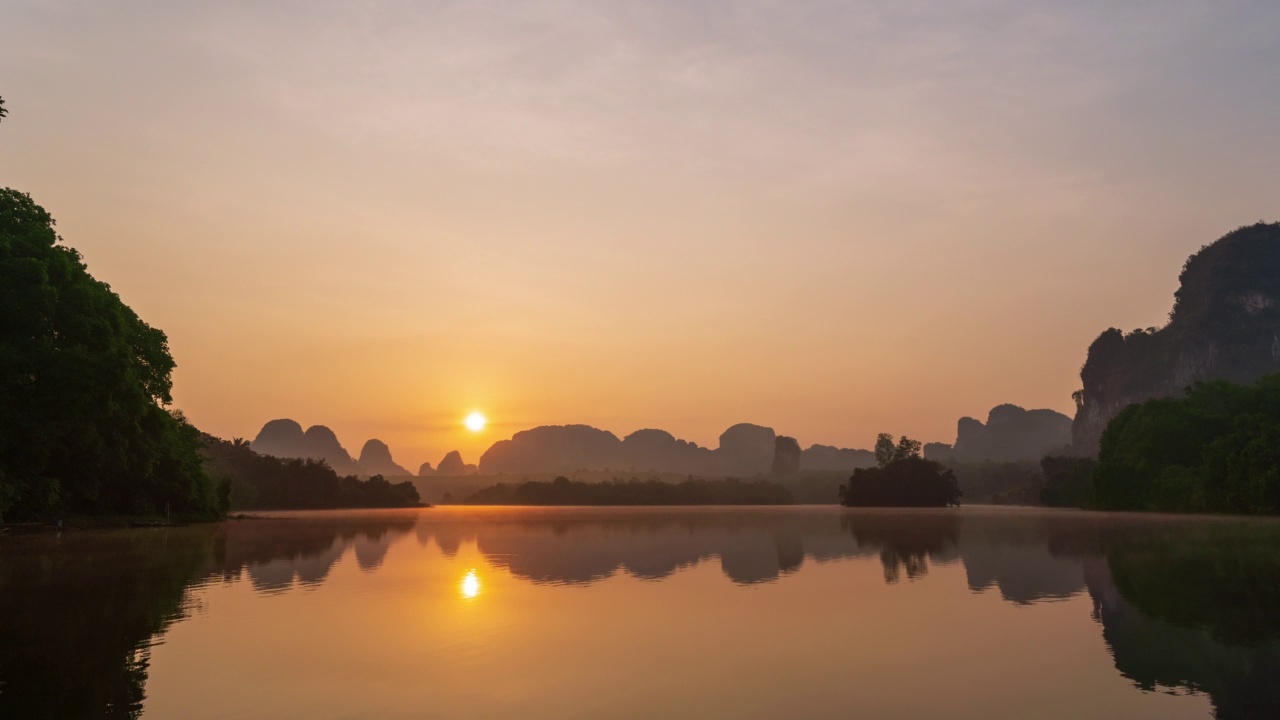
[874,433,923,467]
[0,96,7,123]
[0,189,225,520]
[847,434,960,507]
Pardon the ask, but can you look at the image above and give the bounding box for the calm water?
[2,506,1279,719]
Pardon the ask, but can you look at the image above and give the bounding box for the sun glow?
[464,411,487,432]
[461,569,481,599]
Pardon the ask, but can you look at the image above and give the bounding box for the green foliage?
[202,435,422,509]
[1040,456,1095,508]
[1091,375,1280,514]
[462,475,793,505]
[0,189,224,520]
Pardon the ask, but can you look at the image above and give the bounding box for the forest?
[1090,375,1280,514]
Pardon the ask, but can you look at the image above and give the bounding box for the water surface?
[2,506,1278,719]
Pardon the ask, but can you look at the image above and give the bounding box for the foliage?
[843,436,961,507]
[0,189,225,521]
[202,435,422,509]
[0,95,7,122]
[1091,375,1280,514]
[462,475,792,505]
[1040,456,1095,508]
[874,433,923,467]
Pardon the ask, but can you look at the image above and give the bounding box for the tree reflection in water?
[2,508,1279,718]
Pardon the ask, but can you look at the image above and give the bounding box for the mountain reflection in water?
[1,507,1277,719]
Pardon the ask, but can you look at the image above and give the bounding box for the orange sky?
[3,2,1278,469]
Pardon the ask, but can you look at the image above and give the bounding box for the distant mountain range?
[476,422,877,476]
[253,406,1079,480]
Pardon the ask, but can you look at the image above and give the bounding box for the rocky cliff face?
[1073,222,1280,453]
[771,436,801,475]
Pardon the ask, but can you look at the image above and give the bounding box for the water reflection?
[1,507,1278,718]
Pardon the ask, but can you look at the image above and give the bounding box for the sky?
[3,1,1279,470]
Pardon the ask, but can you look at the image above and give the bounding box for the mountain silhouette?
[357,439,409,477]
[924,404,1072,462]
[1074,222,1280,452]
[250,419,405,477]
[474,422,871,476]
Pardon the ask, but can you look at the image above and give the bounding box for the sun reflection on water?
[461,569,481,599]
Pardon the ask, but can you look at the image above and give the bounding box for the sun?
[464,411,487,432]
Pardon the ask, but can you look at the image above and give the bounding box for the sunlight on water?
[461,568,481,599]
[6,506,1278,719]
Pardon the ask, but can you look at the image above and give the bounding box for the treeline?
[0,189,225,522]
[202,436,421,510]
[1089,375,1280,514]
[462,476,792,505]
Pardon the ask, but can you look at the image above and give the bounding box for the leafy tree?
[845,435,960,507]
[0,189,224,520]
[1091,375,1280,514]
[0,95,7,123]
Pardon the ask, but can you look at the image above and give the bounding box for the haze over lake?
[4,506,1277,719]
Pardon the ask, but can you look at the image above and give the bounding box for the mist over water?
[3,507,1277,719]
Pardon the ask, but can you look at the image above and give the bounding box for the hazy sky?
[3,1,1279,469]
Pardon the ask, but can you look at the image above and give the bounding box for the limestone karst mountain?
[475,422,872,477]
[250,420,404,477]
[357,439,409,477]
[1073,222,1280,453]
[418,462,434,477]
[924,405,1072,463]
[435,450,477,476]
[771,436,801,475]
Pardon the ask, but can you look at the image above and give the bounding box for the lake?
[2,506,1278,719]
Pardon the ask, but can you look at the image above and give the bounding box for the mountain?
[925,405,1072,463]
[475,422,872,477]
[800,444,877,471]
[418,462,434,477]
[771,436,801,475]
[249,420,396,477]
[357,439,409,477]
[1073,222,1280,452]
[436,450,477,476]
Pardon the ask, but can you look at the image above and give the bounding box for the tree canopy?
[0,189,224,520]
[1090,374,1280,514]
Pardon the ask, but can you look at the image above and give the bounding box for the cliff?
[1073,222,1280,452]
[928,404,1072,463]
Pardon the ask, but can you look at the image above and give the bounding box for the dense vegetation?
[203,436,422,510]
[1039,456,1094,508]
[840,435,961,507]
[0,189,226,521]
[462,475,792,505]
[1090,375,1280,514]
